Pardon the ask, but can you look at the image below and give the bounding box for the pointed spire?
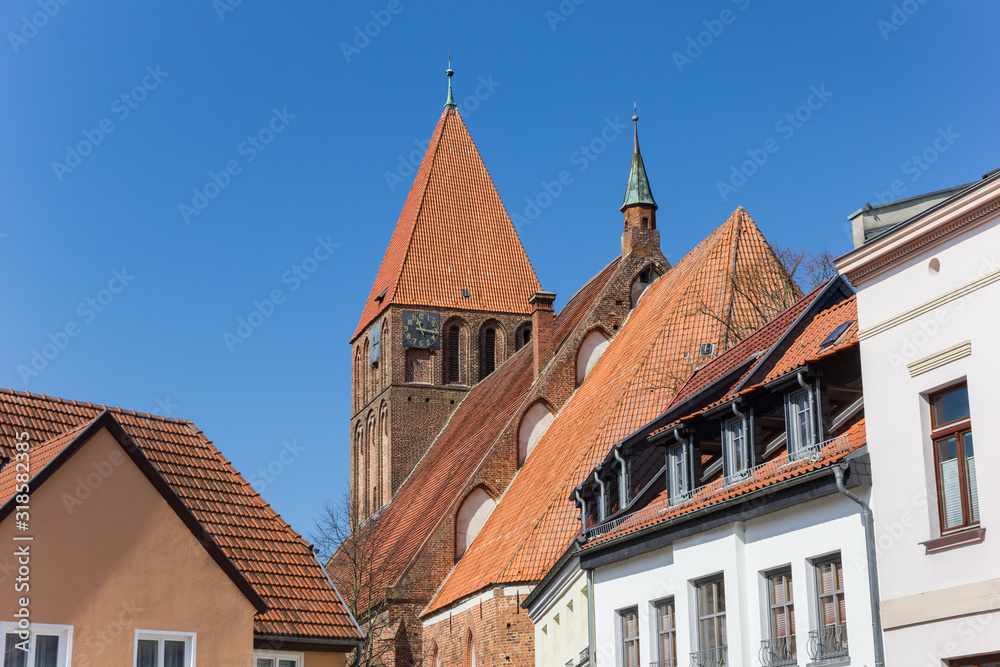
[621,104,657,212]
[444,54,457,109]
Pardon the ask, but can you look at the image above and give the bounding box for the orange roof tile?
[335,259,621,605]
[352,109,540,341]
[424,208,796,615]
[0,390,362,643]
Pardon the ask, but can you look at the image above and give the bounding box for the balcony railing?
[759,636,796,666]
[808,623,848,662]
[689,647,727,667]
[650,660,678,667]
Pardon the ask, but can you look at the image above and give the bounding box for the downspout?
[575,490,588,533]
[833,462,885,667]
[797,371,818,446]
[594,468,607,521]
[587,568,597,667]
[613,448,628,509]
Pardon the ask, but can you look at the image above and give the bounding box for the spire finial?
[632,103,640,154]
[444,54,457,109]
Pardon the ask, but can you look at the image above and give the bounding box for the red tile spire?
[352,95,540,341]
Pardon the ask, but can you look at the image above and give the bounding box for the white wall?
[533,569,589,667]
[854,212,1000,663]
[592,494,876,667]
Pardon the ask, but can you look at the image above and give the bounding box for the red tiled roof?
[424,208,795,615]
[763,295,858,382]
[352,108,540,340]
[0,390,362,643]
[337,259,621,604]
[582,419,867,549]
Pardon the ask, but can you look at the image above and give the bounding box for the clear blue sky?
[2,1,998,536]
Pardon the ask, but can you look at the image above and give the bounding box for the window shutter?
[483,328,496,377]
[447,326,460,383]
[369,321,381,365]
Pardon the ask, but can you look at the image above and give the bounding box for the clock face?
[401,311,441,350]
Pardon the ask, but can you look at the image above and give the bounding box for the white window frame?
[133,629,196,667]
[786,388,815,457]
[1,623,72,667]
[667,441,692,505]
[252,649,305,667]
[722,416,750,481]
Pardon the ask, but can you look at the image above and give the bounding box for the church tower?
[349,61,541,526]
[621,107,660,258]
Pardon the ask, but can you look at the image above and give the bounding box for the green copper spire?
[444,55,457,109]
[620,105,657,212]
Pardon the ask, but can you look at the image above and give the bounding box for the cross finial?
[444,54,457,109]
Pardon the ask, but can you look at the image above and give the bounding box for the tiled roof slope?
[583,419,867,549]
[340,259,621,601]
[425,208,795,615]
[0,390,362,642]
[352,108,540,340]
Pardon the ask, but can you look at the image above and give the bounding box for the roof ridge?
[0,388,194,426]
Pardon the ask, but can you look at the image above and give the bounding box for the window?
[786,388,815,457]
[930,383,978,533]
[764,570,796,665]
[254,650,304,667]
[445,323,462,384]
[620,608,639,667]
[576,330,610,386]
[811,558,848,662]
[134,631,195,667]
[695,577,727,664]
[655,599,677,667]
[515,323,532,351]
[667,441,692,505]
[481,327,496,379]
[1,624,71,667]
[722,416,750,481]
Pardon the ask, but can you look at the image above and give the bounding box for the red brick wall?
[423,588,535,667]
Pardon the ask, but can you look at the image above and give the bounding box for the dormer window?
[722,415,751,482]
[667,438,694,505]
[786,387,816,457]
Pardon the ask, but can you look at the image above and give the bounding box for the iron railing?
[585,435,850,541]
[650,660,678,667]
[759,636,796,666]
[689,647,727,667]
[808,623,848,662]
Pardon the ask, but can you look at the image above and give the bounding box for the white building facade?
[837,169,1000,666]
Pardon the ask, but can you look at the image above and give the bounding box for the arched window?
[514,322,532,351]
[576,330,610,386]
[480,322,501,380]
[355,421,366,520]
[430,642,439,667]
[380,400,390,501]
[455,488,496,560]
[362,338,371,403]
[467,631,476,667]
[353,347,362,411]
[519,401,555,465]
[443,320,465,385]
[630,265,660,308]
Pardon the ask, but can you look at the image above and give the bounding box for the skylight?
[819,320,854,348]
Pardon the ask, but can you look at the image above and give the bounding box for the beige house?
[0,391,362,667]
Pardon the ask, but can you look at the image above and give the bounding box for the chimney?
[529,291,557,379]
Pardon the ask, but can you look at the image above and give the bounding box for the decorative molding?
[841,192,1000,285]
[907,340,972,377]
[880,573,1000,630]
[859,269,1000,340]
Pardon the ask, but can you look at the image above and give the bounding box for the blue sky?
[2,0,998,536]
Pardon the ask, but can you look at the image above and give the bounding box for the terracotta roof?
[336,259,621,604]
[352,108,540,340]
[0,390,362,643]
[763,295,858,382]
[424,208,796,615]
[581,419,867,549]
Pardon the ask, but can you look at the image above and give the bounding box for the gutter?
[833,462,885,667]
[587,569,597,667]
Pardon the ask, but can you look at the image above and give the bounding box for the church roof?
[0,389,363,644]
[621,114,657,211]
[352,107,540,341]
[424,208,795,615]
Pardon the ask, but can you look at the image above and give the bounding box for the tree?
[314,494,414,667]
